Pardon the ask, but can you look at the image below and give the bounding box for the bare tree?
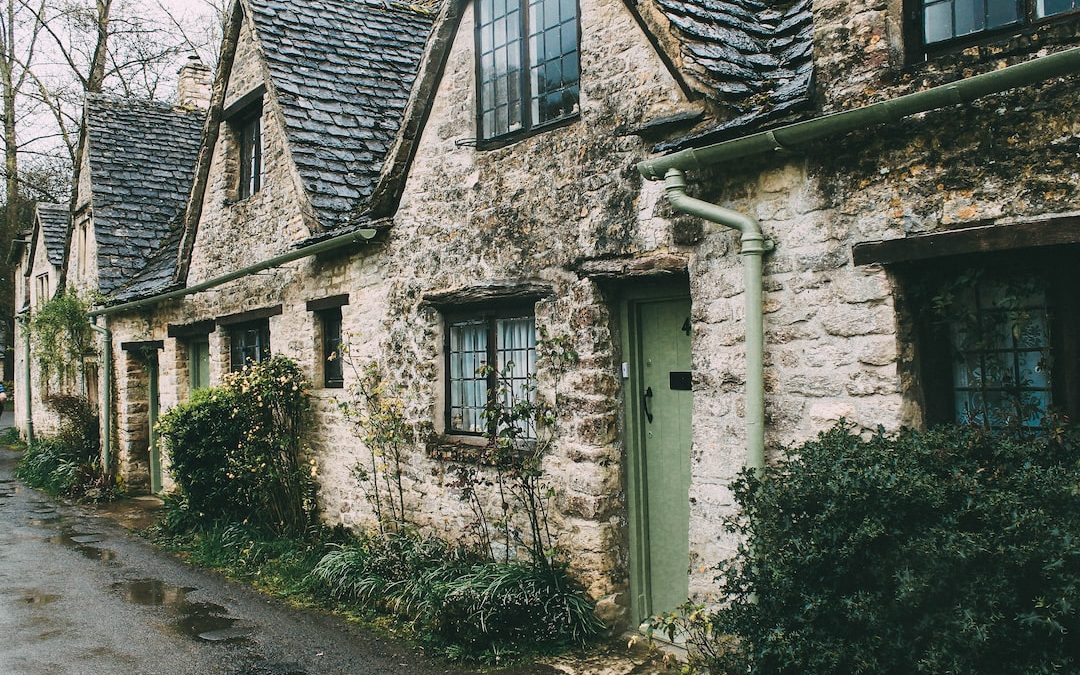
[0,0,224,355]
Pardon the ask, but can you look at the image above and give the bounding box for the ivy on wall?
[30,291,96,382]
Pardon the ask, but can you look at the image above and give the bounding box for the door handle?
[643,386,654,424]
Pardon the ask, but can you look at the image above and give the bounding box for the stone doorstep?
[537,635,679,674]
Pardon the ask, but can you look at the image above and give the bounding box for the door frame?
[619,280,693,624]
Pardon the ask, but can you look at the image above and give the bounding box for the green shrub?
[680,423,1080,674]
[158,356,316,537]
[157,388,241,521]
[312,531,602,661]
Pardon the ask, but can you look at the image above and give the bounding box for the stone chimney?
[177,55,212,110]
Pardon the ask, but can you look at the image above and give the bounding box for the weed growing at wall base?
[16,395,115,500]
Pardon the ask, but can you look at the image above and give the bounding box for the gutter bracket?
[764,130,789,154]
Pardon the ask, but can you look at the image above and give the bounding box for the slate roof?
[36,203,70,267]
[110,228,183,303]
[85,95,204,294]
[248,0,436,230]
[650,0,814,150]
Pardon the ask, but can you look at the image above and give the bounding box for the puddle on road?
[113,579,253,643]
[21,591,60,605]
[44,528,118,562]
[96,498,163,531]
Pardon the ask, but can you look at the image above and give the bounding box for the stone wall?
[15,234,66,437]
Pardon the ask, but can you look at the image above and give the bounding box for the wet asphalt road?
[0,446,498,675]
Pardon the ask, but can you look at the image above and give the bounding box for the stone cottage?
[18,0,1080,630]
[11,203,70,436]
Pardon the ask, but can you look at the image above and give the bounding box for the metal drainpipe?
[664,169,770,471]
[17,314,33,443]
[639,47,1080,474]
[89,319,112,478]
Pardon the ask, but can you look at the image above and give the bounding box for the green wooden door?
[189,340,210,392]
[148,355,162,494]
[624,294,693,624]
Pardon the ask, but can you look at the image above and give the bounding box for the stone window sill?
[426,434,535,466]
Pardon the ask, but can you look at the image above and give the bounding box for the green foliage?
[0,426,22,446]
[17,438,88,495]
[16,395,111,499]
[311,530,602,662]
[158,356,317,537]
[677,422,1080,674]
[30,291,95,381]
[153,520,345,602]
[338,362,430,533]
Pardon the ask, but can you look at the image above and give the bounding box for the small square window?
[233,105,263,199]
[319,308,344,389]
[229,320,270,372]
[445,309,537,437]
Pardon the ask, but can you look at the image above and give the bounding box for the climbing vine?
[30,291,96,382]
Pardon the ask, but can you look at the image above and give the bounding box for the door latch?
[643,386,654,423]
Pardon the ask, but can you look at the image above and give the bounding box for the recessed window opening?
[446,310,537,438]
[234,104,263,199]
[319,308,344,389]
[229,320,270,372]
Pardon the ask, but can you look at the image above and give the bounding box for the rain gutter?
[16,313,33,443]
[637,47,1080,473]
[88,227,378,318]
[89,319,112,476]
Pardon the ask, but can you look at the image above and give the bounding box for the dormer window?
[911,0,1078,57]
[475,0,580,144]
[233,102,263,199]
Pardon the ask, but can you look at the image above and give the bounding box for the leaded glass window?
[946,274,1053,430]
[476,0,579,141]
[229,321,270,372]
[918,0,1077,49]
[446,311,537,436]
[236,106,262,199]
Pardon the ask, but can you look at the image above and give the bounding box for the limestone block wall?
[16,235,67,438]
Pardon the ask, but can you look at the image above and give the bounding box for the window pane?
[449,320,488,434]
[322,310,344,388]
[986,0,1020,26]
[496,316,537,438]
[954,0,985,35]
[1038,0,1078,15]
[478,0,523,138]
[527,0,578,126]
[947,274,1053,432]
[924,1,955,43]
